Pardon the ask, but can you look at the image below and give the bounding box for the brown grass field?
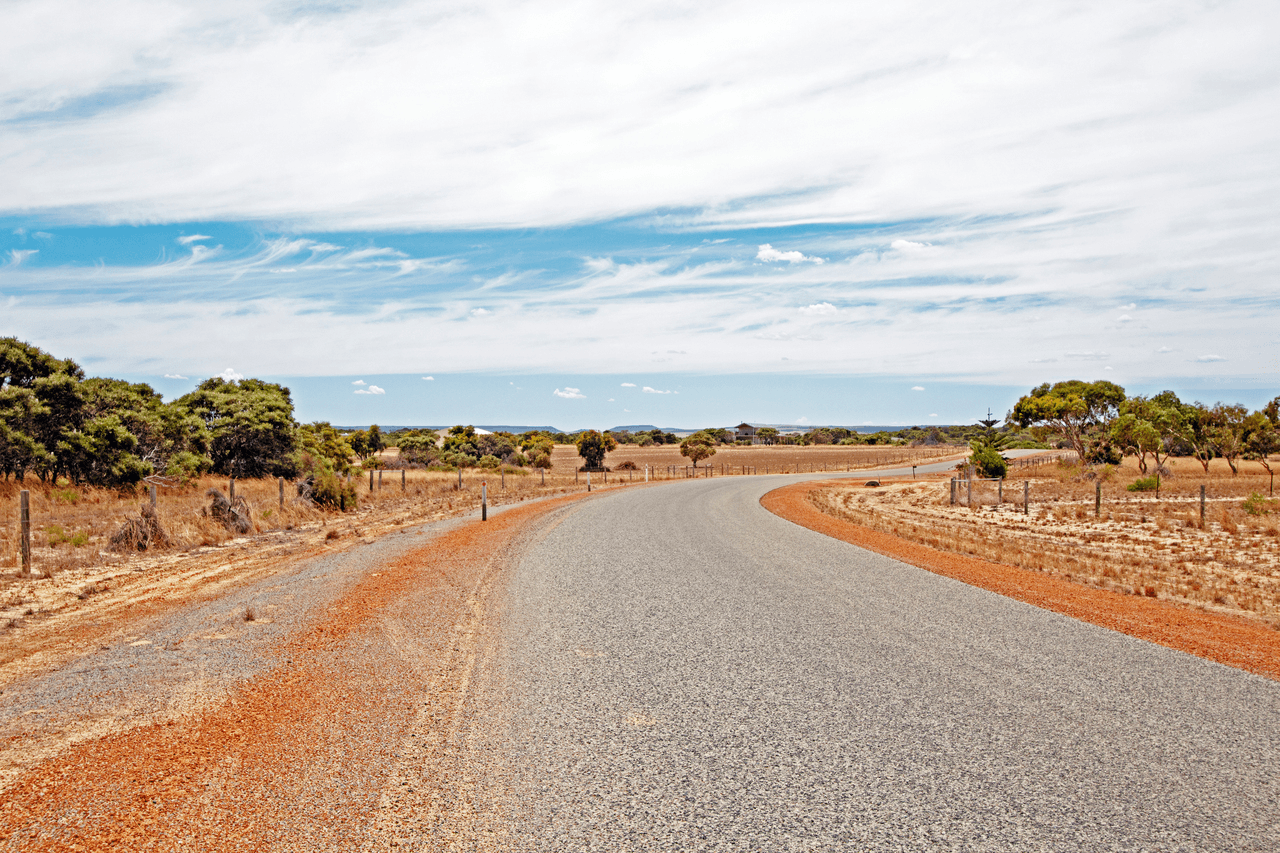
[811,455,1280,629]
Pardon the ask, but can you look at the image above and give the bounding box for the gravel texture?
[495,469,1280,851]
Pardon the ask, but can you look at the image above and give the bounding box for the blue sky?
[2,1,1277,428]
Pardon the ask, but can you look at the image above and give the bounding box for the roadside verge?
[762,480,1280,681]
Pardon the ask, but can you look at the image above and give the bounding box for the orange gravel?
[0,492,590,852]
[762,481,1280,681]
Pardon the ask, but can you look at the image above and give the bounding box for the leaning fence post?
[1095,481,1101,517]
[482,481,487,521]
[19,490,31,577]
[1200,484,1206,526]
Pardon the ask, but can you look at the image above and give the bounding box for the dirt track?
[761,480,1280,681]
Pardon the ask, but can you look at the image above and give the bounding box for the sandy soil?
[762,480,1280,681]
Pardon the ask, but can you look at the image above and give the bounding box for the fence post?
[998,478,1003,504]
[587,471,591,492]
[966,477,972,508]
[482,481,487,521]
[501,468,505,489]
[541,468,545,485]
[950,478,956,505]
[402,469,406,491]
[1095,481,1101,517]
[1200,484,1206,526]
[150,483,157,509]
[19,490,31,577]
[646,466,649,482]
[370,469,375,492]
[279,477,284,510]
[1024,480,1029,515]
[229,478,236,501]
[458,466,462,490]
[378,469,383,490]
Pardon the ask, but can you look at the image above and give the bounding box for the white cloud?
[929,413,938,418]
[891,239,928,251]
[470,308,490,316]
[1064,351,1110,361]
[607,398,614,402]
[422,375,434,380]
[218,368,243,382]
[911,386,925,391]
[798,302,837,316]
[1195,354,1226,363]
[553,387,585,399]
[642,386,672,394]
[621,382,636,387]
[1117,314,1132,323]
[1119,303,1137,311]
[795,416,809,425]
[7,249,38,265]
[352,379,366,385]
[178,234,211,245]
[757,245,823,264]
[1156,347,1173,354]
[354,384,386,395]
[163,373,187,379]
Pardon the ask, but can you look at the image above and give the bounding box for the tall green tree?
[1206,402,1250,475]
[575,430,617,469]
[1011,380,1126,462]
[176,378,298,477]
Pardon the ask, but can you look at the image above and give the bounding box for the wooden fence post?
[229,478,236,501]
[150,483,157,509]
[950,478,956,505]
[279,477,285,510]
[378,469,383,490]
[370,469,375,491]
[458,466,462,489]
[1200,484,1206,526]
[1024,480,1030,515]
[1095,481,1101,517]
[401,469,406,491]
[19,490,31,577]
[966,477,972,508]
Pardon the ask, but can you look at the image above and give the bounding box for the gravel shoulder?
[0,490,595,852]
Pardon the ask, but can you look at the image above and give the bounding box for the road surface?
[491,466,1280,850]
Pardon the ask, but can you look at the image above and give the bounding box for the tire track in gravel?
[762,479,1280,680]
[0,490,594,853]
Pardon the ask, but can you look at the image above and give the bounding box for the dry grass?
[812,455,1280,628]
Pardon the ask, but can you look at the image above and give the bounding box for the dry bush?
[109,503,170,552]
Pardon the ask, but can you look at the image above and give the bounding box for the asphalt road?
[494,467,1280,851]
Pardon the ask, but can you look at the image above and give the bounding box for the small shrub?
[52,488,79,505]
[478,454,501,469]
[1127,475,1160,492]
[615,460,639,471]
[1243,492,1277,516]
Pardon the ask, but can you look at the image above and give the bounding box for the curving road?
[493,466,1280,851]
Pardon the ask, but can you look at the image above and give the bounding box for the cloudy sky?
[2,0,1277,427]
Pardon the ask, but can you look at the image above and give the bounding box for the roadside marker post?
[19,490,31,577]
[482,482,487,521]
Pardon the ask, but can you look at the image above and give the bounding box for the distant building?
[734,423,759,443]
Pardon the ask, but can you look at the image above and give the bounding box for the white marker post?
[482,481,487,521]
